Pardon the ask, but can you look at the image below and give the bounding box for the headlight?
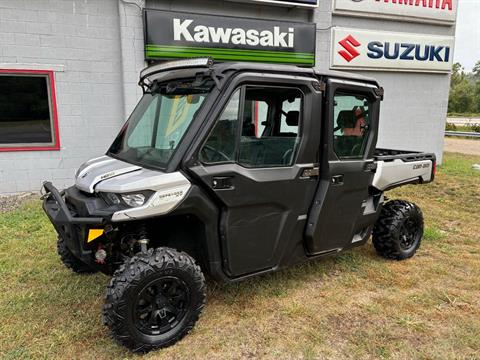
[104,192,121,205]
[121,193,146,207]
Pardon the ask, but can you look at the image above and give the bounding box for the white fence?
[447,117,480,125]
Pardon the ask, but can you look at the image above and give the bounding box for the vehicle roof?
[212,61,380,87]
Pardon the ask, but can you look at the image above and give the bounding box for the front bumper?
[42,182,104,226]
[42,182,105,266]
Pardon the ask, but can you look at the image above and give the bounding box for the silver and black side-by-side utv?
[42,58,436,352]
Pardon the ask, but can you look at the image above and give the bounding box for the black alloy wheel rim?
[399,216,421,250]
[134,276,190,336]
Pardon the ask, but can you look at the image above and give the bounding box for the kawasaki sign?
[143,9,316,66]
[331,28,454,73]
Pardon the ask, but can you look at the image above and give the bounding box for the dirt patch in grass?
[0,152,479,359]
[0,192,39,214]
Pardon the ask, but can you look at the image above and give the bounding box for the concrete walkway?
[444,138,480,156]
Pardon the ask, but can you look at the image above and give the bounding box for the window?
[0,70,59,151]
[333,92,370,159]
[239,86,302,167]
[200,90,240,163]
[109,78,213,169]
[127,96,158,148]
[200,86,303,167]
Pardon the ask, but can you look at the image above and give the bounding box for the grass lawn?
[0,152,479,359]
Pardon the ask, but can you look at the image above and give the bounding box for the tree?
[448,61,479,114]
[473,60,480,80]
[473,80,480,113]
[448,79,474,113]
[451,62,465,87]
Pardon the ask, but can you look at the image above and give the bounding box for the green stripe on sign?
[146,51,314,65]
[146,47,314,61]
[146,49,314,63]
[147,52,314,65]
[146,44,315,58]
[145,45,314,65]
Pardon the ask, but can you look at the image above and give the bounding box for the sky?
[454,0,480,72]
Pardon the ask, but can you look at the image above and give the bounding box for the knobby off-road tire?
[372,200,424,260]
[103,247,206,353]
[57,236,97,273]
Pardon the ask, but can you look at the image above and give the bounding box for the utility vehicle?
[42,58,436,352]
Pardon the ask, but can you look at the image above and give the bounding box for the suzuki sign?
[144,9,316,66]
[331,28,455,73]
[333,0,458,25]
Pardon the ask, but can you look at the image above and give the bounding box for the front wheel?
[372,200,424,260]
[103,247,206,353]
[57,236,98,273]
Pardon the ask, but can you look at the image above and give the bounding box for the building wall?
[146,0,311,22]
[0,0,125,194]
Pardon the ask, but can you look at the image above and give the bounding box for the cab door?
[187,73,322,277]
[305,79,382,254]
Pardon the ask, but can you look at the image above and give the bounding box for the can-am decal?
[333,0,458,25]
[144,9,316,66]
[331,28,454,73]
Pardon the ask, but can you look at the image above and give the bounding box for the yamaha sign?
[331,28,454,73]
[144,9,316,66]
[333,0,458,25]
[228,0,319,7]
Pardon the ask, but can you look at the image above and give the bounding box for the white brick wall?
[0,0,125,194]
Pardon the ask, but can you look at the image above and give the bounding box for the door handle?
[331,175,344,185]
[212,176,233,190]
[301,167,319,178]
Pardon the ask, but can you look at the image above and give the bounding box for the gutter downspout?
[117,0,146,121]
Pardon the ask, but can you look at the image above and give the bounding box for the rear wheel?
[57,236,97,273]
[372,200,424,260]
[103,247,206,353]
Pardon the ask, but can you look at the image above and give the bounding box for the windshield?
[108,78,214,169]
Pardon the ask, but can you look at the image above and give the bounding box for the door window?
[200,90,240,163]
[200,86,303,167]
[333,93,370,159]
[239,86,302,167]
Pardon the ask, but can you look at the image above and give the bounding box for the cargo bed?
[374,148,436,162]
[372,148,436,191]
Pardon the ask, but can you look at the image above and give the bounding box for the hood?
[75,155,190,196]
[75,156,192,222]
[75,156,142,193]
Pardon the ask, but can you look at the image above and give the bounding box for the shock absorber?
[137,223,149,254]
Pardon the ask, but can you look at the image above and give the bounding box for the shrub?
[445,122,457,131]
[468,123,480,133]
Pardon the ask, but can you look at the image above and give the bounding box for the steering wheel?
[201,144,231,162]
[351,143,362,156]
